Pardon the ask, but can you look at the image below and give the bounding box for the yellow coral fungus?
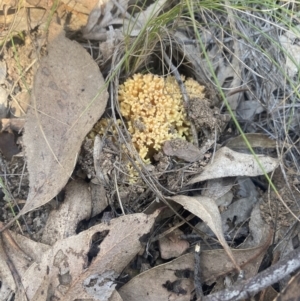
[118,73,205,163]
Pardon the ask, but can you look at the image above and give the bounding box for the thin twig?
[194,244,204,300]
[0,229,29,300]
[163,51,199,146]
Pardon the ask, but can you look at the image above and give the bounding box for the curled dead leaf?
[168,195,241,272]
[225,133,276,150]
[188,147,278,185]
[21,212,158,301]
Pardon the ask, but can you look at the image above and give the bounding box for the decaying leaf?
[202,177,235,201]
[0,132,19,160]
[119,252,195,301]
[13,212,157,301]
[169,195,240,271]
[0,238,18,298]
[119,236,271,301]
[40,180,108,245]
[163,139,203,162]
[158,229,189,260]
[60,0,98,14]
[273,270,300,301]
[216,178,258,237]
[0,7,48,43]
[279,26,300,77]
[83,0,169,40]
[83,0,128,40]
[188,147,278,185]
[239,203,272,281]
[236,100,264,120]
[197,178,269,243]
[41,180,107,245]
[225,133,276,150]
[0,118,25,132]
[0,229,50,299]
[122,0,168,37]
[110,291,124,301]
[22,22,108,214]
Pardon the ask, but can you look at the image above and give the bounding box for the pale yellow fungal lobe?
[118,73,205,163]
[89,73,206,183]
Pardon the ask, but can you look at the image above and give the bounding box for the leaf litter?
[0,1,300,301]
[1,211,158,301]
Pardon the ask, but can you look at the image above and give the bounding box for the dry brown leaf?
[0,0,17,10]
[3,233,48,281]
[41,180,98,245]
[188,147,278,185]
[119,237,271,301]
[90,181,109,215]
[262,287,279,301]
[83,0,128,40]
[225,133,276,150]
[279,28,300,77]
[203,178,235,200]
[243,202,271,249]
[0,132,19,160]
[158,229,189,260]
[169,195,240,271]
[237,99,264,120]
[0,87,8,118]
[0,230,50,299]
[119,252,195,301]
[15,212,158,301]
[110,290,124,301]
[25,0,50,8]
[222,3,243,111]
[26,0,97,13]
[22,22,108,214]
[163,139,203,162]
[0,238,17,298]
[238,204,272,282]
[61,0,99,14]
[0,7,48,42]
[273,270,300,301]
[0,118,25,133]
[10,91,30,117]
[123,0,168,37]
[203,230,271,285]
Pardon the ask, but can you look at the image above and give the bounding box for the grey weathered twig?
[194,244,204,300]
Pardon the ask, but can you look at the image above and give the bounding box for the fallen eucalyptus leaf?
[41,180,93,245]
[273,271,300,301]
[188,147,278,185]
[169,195,240,271]
[202,177,235,201]
[22,22,108,214]
[21,212,158,301]
[83,0,128,39]
[163,139,203,162]
[225,133,276,150]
